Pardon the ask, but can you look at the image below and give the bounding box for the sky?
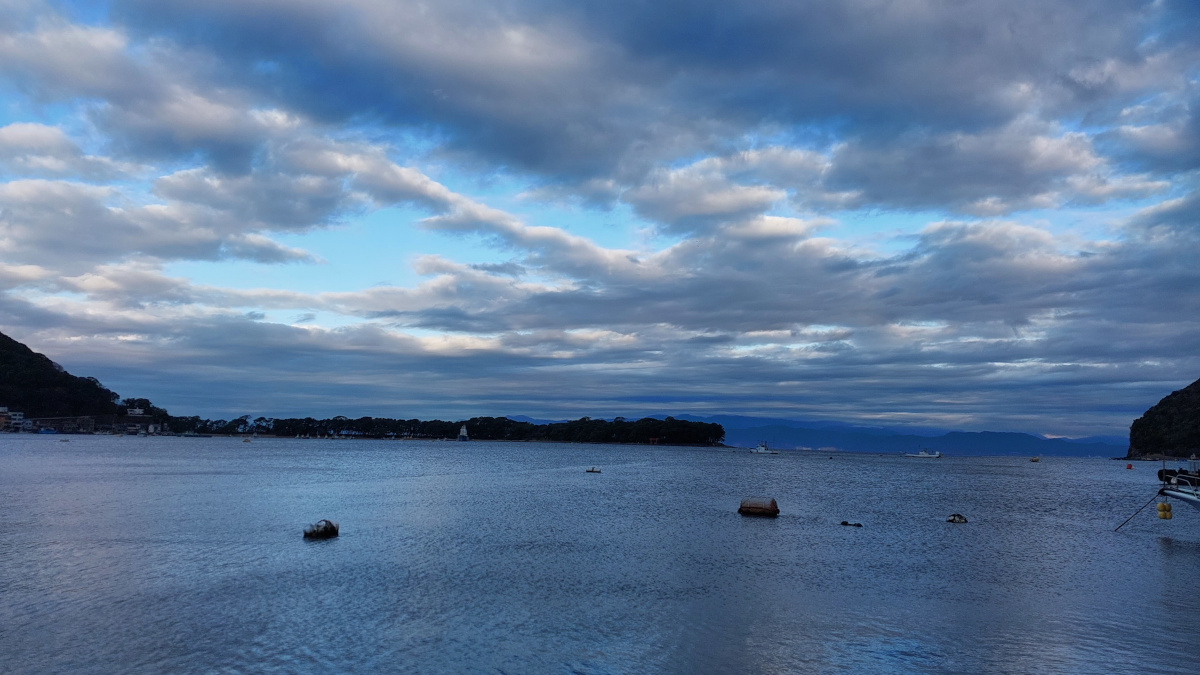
[1,0,1198,436]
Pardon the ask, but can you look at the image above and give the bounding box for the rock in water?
[946,513,968,524]
[303,519,339,539]
[738,497,780,517]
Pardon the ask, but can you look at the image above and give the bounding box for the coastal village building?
[124,408,153,434]
[1,408,27,432]
[28,416,99,434]
[0,405,139,434]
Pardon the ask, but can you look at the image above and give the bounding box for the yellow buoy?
[1158,502,1168,512]
[1164,511,1173,520]
[1163,502,1171,512]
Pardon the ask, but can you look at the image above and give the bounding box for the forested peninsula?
[1,330,723,445]
[171,414,725,445]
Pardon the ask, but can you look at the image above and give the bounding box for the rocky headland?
[1128,377,1200,459]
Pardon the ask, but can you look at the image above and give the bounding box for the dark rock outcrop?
[947,513,968,524]
[1128,378,1200,459]
[303,519,339,539]
[738,498,779,517]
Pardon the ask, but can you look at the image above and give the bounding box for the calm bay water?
[2,435,1198,674]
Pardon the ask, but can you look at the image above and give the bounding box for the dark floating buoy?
[303,519,339,539]
[840,521,863,527]
[738,497,779,517]
[946,513,968,524]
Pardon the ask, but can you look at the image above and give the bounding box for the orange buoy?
[1127,463,1133,469]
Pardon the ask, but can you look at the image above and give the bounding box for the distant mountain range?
[508,413,1127,457]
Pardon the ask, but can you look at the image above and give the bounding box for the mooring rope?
[1114,491,1163,532]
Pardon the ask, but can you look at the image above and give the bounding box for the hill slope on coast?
[0,331,121,418]
[1128,377,1200,459]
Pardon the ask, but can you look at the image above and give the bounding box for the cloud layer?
[1,0,1198,436]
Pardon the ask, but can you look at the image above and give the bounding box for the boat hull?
[1161,487,1200,510]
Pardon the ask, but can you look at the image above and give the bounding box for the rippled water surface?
[3,436,1199,674]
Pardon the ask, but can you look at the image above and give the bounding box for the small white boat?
[586,467,601,473]
[1159,455,1200,510]
[750,441,778,454]
[904,448,942,458]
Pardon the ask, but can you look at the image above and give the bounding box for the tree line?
[165,413,724,445]
[2,331,724,445]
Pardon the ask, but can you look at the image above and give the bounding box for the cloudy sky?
[2,0,1198,435]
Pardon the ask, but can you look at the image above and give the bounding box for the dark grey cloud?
[0,179,315,273]
[4,1,1193,213]
[5,280,1195,437]
[469,261,526,277]
[10,199,1190,437]
[95,0,1196,183]
[821,122,1166,214]
[3,0,1200,438]
[152,166,359,231]
[0,16,272,171]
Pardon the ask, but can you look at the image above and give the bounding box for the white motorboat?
[750,441,777,454]
[904,448,942,458]
[1159,455,1200,510]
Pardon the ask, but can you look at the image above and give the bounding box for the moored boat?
[904,448,943,458]
[1159,455,1200,511]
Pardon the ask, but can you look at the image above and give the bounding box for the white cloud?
[0,123,138,179]
[2,0,1199,436]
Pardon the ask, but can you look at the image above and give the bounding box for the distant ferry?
[904,448,943,458]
